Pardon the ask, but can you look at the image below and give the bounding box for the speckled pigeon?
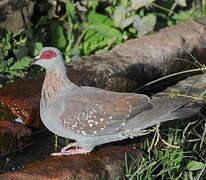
[30,47,201,156]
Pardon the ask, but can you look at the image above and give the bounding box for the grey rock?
[0,0,34,34]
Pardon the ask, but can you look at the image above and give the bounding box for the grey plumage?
[31,47,202,155]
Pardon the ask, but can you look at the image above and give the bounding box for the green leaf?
[120,0,128,7]
[32,42,43,56]
[113,5,127,28]
[88,0,98,10]
[9,70,22,77]
[82,23,122,55]
[9,57,31,71]
[176,0,187,7]
[131,0,155,10]
[66,0,76,22]
[82,34,105,55]
[133,14,156,36]
[50,21,67,50]
[82,28,107,55]
[171,9,202,24]
[187,161,204,171]
[0,30,12,53]
[89,24,122,43]
[7,57,14,66]
[13,46,29,60]
[84,29,101,43]
[121,17,134,29]
[0,61,7,72]
[88,11,113,25]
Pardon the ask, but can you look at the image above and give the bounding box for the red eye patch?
[40,50,57,59]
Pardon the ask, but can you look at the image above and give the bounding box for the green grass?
[124,118,206,179]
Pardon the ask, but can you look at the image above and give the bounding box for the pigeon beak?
[29,56,41,67]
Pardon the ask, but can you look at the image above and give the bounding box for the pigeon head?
[30,47,64,70]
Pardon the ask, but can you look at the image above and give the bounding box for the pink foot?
[60,142,79,152]
[51,148,90,156]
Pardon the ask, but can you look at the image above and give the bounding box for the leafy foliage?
[0,0,205,86]
[0,30,43,87]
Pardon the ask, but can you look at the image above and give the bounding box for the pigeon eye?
[40,50,57,59]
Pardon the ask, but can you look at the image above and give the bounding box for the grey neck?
[42,65,78,101]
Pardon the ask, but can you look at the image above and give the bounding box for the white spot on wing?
[88,120,94,123]
[121,122,126,126]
